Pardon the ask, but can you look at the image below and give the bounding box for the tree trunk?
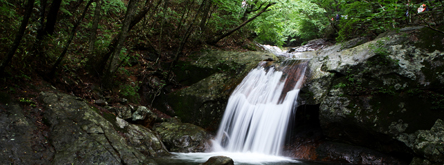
[176,0,194,33]
[151,0,204,106]
[89,0,101,53]
[109,0,160,76]
[129,1,153,31]
[102,0,139,83]
[0,0,36,76]
[49,0,94,78]
[156,0,169,61]
[98,0,155,75]
[207,2,275,45]
[36,0,47,40]
[44,0,62,37]
[199,0,212,32]
[166,0,204,78]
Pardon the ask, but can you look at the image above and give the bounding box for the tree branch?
[207,2,275,45]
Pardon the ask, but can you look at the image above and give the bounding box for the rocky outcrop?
[298,26,444,164]
[400,119,444,164]
[38,91,169,164]
[0,104,54,164]
[154,118,210,152]
[154,50,276,131]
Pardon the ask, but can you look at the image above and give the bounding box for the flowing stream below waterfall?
[154,152,330,165]
[157,47,319,165]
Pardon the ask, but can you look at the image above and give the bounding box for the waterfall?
[213,59,308,156]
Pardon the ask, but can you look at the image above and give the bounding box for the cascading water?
[212,59,309,156]
[163,59,312,165]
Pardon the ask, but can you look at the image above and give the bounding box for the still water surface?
[154,152,331,165]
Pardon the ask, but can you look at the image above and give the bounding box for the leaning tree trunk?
[199,0,212,32]
[49,0,94,78]
[98,0,147,75]
[89,0,101,53]
[149,0,204,106]
[207,2,275,45]
[0,0,36,76]
[36,0,47,40]
[101,0,139,87]
[43,0,62,37]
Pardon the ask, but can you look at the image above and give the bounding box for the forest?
[0,0,443,111]
[1,0,444,164]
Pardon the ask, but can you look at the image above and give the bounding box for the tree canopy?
[0,0,443,104]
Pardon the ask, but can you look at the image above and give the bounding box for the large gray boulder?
[299,27,444,164]
[39,91,168,164]
[154,119,210,152]
[0,104,54,164]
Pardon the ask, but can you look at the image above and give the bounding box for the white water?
[164,61,309,165]
[171,152,296,164]
[212,60,307,156]
[259,44,314,59]
[260,44,287,55]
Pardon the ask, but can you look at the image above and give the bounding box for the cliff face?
[298,26,444,164]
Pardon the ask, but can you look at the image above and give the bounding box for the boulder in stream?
[154,118,211,152]
[201,156,234,165]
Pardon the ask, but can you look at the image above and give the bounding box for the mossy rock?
[301,31,444,163]
[153,121,210,152]
[154,50,275,131]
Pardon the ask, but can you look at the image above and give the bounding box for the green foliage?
[101,0,126,14]
[0,0,17,19]
[334,82,347,88]
[430,93,444,110]
[298,19,320,41]
[119,82,141,104]
[208,0,245,32]
[19,97,36,107]
[0,0,19,47]
[368,39,399,66]
[369,40,389,56]
[251,0,327,46]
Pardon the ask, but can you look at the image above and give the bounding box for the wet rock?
[286,39,334,53]
[39,91,159,164]
[399,119,444,164]
[154,121,210,152]
[409,157,433,165]
[299,29,444,164]
[132,106,157,122]
[109,105,132,119]
[123,119,170,157]
[154,51,275,130]
[115,117,129,128]
[120,98,128,104]
[94,99,108,106]
[0,104,54,164]
[201,156,234,165]
[315,142,404,164]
